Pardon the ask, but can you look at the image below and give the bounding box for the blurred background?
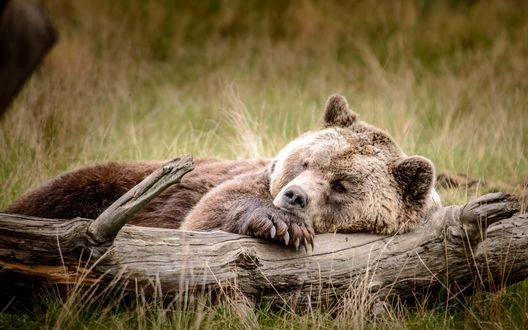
[1,0,527,207]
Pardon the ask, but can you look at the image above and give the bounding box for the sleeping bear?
[5,95,440,249]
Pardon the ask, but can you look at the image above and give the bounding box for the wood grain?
[0,193,523,308]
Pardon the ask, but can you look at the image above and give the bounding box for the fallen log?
[0,155,524,311]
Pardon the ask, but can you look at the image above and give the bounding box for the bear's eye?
[302,161,309,169]
[331,181,347,193]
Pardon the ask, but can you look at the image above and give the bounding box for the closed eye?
[331,181,347,193]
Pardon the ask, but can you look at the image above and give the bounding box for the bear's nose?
[283,186,308,209]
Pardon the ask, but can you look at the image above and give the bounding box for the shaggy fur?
[5,95,439,247]
[6,159,269,228]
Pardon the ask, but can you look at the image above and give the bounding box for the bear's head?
[269,95,440,235]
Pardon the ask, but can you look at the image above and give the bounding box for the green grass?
[1,0,527,328]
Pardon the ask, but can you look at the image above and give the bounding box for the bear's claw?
[241,206,315,251]
[270,225,276,239]
[294,238,301,250]
[283,231,290,245]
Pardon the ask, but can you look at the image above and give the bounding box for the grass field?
[1,0,527,328]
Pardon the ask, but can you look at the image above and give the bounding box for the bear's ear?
[323,94,358,128]
[393,156,435,202]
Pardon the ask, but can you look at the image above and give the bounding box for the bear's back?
[5,158,270,228]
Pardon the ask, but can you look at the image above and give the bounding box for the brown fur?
[6,159,269,228]
[5,95,439,248]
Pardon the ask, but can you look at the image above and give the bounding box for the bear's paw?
[240,206,315,251]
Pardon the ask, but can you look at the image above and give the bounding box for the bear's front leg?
[181,170,315,250]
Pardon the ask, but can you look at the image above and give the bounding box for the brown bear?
[4,95,440,250]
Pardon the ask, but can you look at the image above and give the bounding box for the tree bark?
[0,155,525,311]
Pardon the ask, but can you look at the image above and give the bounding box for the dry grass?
[1,0,527,328]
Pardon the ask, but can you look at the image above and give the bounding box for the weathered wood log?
[0,155,195,310]
[0,154,525,310]
[0,191,524,310]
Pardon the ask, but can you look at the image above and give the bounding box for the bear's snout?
[282,185,308,210]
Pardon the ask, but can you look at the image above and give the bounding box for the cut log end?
[458,192,519,244]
